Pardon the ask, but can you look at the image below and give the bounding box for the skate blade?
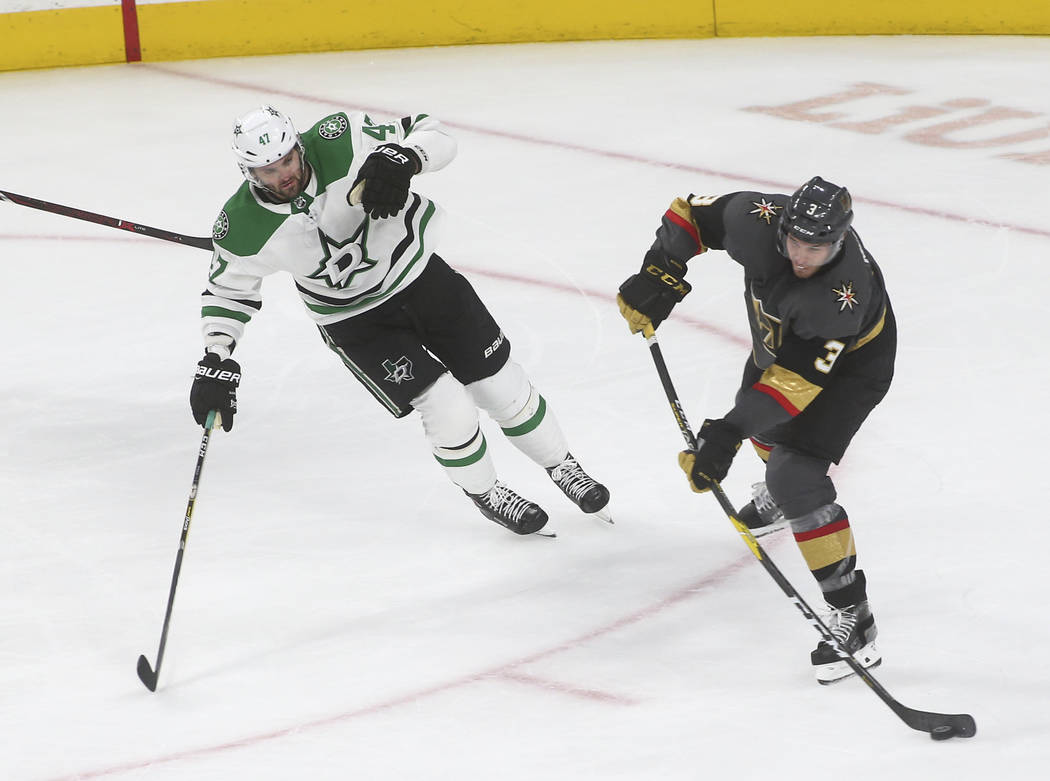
[749,519,789,538]
[816,657,882,685]
[589,506,614,524]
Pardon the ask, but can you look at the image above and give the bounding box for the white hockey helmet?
[231,106,306,187]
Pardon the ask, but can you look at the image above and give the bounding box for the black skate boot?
[811,575,880,684]
[736,482,788,536]
[546,453,611,521]
[467,481,549,535]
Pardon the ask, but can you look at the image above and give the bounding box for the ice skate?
[811,599,881,684]
[467,481,550,535]
[736,482,788,537]
[546,453,612,523]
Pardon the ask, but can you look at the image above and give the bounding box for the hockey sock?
[788,503,859,600]
[467,361,568,469]
[414,373,496,495]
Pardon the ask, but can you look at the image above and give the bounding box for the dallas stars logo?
[212,210,229,240]
[318,114,349,139]
[307,225,377,289]
[382,356,414,384]
[749,198,781,225]
[832,281,859,312]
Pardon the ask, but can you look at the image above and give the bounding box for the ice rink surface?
[2,35,1048,780]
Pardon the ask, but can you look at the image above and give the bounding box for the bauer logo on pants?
[382,356,414,384]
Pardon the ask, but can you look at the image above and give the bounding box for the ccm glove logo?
[195,365,241,383]
[644,264,690,296]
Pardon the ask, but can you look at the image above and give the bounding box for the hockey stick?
[137,410,218,692]
[643,328,976,739]
[0,188,214,251]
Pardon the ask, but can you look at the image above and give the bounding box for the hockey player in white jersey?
[188,106,609,534]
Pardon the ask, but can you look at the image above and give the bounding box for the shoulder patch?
[749,198,781,225]
[832,280,860,312]
[317,114,349,140]
[213,183,287,256]
[212,210,229,240]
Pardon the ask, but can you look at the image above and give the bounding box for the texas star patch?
[383,356,414,384]
[212,210,229,240]
[318,114,349,139]
[749,198,781,225]
[832,280,859,312]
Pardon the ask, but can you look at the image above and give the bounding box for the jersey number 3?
[814,340,845,374]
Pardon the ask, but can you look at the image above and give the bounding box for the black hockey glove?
[349,143,421,219]
[678,418,743,493]
[617,248,692,335]
[190,352,240,432]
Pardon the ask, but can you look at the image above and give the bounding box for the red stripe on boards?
[122,0,142,62]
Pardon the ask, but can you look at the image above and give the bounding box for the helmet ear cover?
[231,106,307,191]
[777,176,853,256]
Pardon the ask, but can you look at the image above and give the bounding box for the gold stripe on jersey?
[669,197,695,223]
[754,364,822,415]
[846,304,887,353]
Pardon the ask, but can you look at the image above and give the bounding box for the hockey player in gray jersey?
[617,176,896,683]
[189,105,609,535]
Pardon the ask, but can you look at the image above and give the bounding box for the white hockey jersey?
[201,111,456,355]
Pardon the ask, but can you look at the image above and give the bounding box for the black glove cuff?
[375,143,421,174]
[642,248,687,279]
[698,418,743,450]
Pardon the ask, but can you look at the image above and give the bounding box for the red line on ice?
[49,552,760,780]
[138,63,1050,241]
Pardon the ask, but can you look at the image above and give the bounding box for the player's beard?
[271,167,307,201]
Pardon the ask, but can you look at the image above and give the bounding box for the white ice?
[2,36,1048,781]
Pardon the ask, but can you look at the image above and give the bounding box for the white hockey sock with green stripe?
[498,386,569,467]
[468,362,568,469]
[432,426,496,495]
[415,372,496,495]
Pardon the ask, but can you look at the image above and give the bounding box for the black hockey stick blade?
[896,705,977,738]
[136,654,159,692]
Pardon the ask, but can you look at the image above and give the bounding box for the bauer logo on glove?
[190,352,241,432]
